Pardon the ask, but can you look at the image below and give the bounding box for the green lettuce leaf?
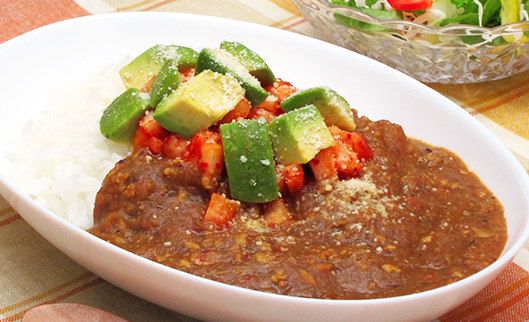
[436,0,502,27]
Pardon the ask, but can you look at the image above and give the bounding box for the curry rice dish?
[89,43,507,299]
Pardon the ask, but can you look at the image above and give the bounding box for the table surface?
[1,1,529,321]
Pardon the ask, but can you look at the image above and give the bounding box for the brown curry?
[89,113,507,299]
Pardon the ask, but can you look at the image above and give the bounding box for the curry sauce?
[89,114,507,299]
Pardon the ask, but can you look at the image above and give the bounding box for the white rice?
[4,58,133,229]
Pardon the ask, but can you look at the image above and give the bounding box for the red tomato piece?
[332,141,363,178]
[132,126,151,149]
[264,198,292,228]
[255,95,282,115]
[132,126,163,155]
[199,141,225,190]
[183,130,221,161]
[218,98,252,125]
[349,132,373,160]
[203,193,240,227]
[284,164,304,194]
[162,134,190,158]
[139,111,169,140]
[309,147,339,182]
[387,0,432,10]
[247,107,276,123]
[329,126,373,160]
[148,136,164,155]
[328,126,366,178]
[180,68,195,83]
[265,79,297,103]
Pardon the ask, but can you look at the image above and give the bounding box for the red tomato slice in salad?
[387,0,432,10]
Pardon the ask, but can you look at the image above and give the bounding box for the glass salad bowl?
[292,0,529,83]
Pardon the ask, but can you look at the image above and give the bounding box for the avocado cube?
[220,41,276,87]
[220,118,279,203]
[269,105,335,165]
[195,48,269,107]
[119,45,198,90]
[280,87,356,131]
[149,58,182,107]
[100,88,151,143]
[153,70,245,138]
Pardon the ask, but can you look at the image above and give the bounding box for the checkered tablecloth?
[1,1,528,321]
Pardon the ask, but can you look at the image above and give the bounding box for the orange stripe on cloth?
[0,275,104,322]
[0,272,95,315]
[0,0,90,44]
[270,16,304,29]
[439,263,529,322]
[141,0,180,11]
[459,80,527,110]
[267,0,303,15]
[468,84,529,116]
[114,0,160,11]
[0,214,22,228]
[428,70,529,114]
[276,17,307,30]
[0,207,17,218]
[474,287,529,321]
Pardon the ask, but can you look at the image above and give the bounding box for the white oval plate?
[0,12,528,322]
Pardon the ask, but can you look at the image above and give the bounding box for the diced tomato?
[332,141,362,178]
[162,134,190,158]
[247,107,276,123]
[132,111,170,155]
[180,130,224,189]
[218,98,252,125]
[349,132,373,160]
[203,193,240,227]
[283,164,304,194]
[199,141,224,190]
[309,147,339,182]
[387,0,432,10]
[183,130,221,161]
[180,68,195,83]
[255,95,282,115]
[132,126,151,149]
[139,111,169,140]
[141,74,156,93]
[265,79,297,103]
[328,126,366,178]
[275,164,304,194]
[132,126,164,155]
[329,126,373,160]
[148,136,164,155]
[264,198,292,228]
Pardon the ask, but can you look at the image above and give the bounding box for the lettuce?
[436,0,501,26]
[331,0,512,27]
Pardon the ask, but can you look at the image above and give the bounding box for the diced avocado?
[119,45,198,90]
[153,70,245,138]
[220,41,276,87]
[100,88,151,143]
[220,118,279,203]
[195,48,269,107]
[280,87,356,131]
[149,58,182,107]
[269,105,335,165]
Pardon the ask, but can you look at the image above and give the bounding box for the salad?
[331,0,529,28]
